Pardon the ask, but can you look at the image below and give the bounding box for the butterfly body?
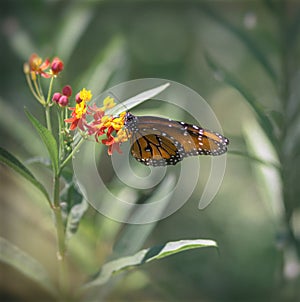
[124,112,229,166]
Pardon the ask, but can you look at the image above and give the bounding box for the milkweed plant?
[0,53,217,301]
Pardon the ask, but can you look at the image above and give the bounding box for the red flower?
[102,135,122,155]
[65,101,87,131]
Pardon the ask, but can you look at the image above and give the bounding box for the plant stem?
[45,77,55,132]
[25,74,45,105]
[58,109,64,161]
[60,136,85,170]
[45,105,52,133]
[46,77,55,105]
[53,173,69,299]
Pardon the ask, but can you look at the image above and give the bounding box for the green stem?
[53,104,70,298]
[44,77,55,132]
[58,109,64,161]
[33,78,44,101]
[45,105,52,133]
[53,173,69,299]
[60,136,85,170]
[25,74,45,105]
[46,77,55,105]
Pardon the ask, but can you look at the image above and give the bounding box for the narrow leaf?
[206,54,278,151]
[106,82,170,116]
[203,5,277,83]
[81,36,126,97]
[25,109,59,175]
[56,5,94,63]
[145,239,217,262]
[287,7,300,48]
[229,150,280,170]
[82,239,216,290]
[0,237,57,296]
[243,119,284,223]
[0,147,51,204]
[25,156,52,167]
[112,175,176,258]
[66,198,89,241]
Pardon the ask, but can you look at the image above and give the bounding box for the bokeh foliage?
[1,0,300,301]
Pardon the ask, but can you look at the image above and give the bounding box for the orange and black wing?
[130,133,184,166]
[124,113,229,166]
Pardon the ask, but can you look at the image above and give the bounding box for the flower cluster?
[65,91,129,155]
[24,53,129,156]
[52,85,72,107]
[24,53,64,79]
[23,54,65,106]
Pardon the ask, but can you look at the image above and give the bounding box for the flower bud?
[23,63,30,75]
[75,92,82,104]
[52,92,62,103]
[30,71,37,81]
[58,95,69,107]
[62,85,72,97]
[51,57,64,75]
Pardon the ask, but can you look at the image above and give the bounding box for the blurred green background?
[1,0,300,301]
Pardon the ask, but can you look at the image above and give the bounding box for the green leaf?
[0,98,44,155]
[111,175,176,259]
[80,36,126,97]
[25,156,52,167]
[0,147,51,205]
[229,150,280,170]
[243,119,284,222]
[288,8,300,48]
[82,239,217,290]
[203,5,277,83]
[59,175,89,241]
[206,54,278,151]
[66,197,89,241]
[56,5,94,63]
[106,82,170,116]
[25,109,59,175]
[0,237,57,296]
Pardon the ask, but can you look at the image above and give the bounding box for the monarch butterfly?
[124,112,229,166]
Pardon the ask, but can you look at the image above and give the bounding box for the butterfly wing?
[125,113,229,166]
[130,133,184,166]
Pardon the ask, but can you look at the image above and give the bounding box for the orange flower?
[66,91,129,156]
[65,101,87,131]
[28,53,51,78]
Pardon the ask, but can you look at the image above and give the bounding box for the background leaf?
[66,197,89,241]
[205,54,278,150]
[203,5,277,83]
[0,237,57,297]
[0,146,50,204]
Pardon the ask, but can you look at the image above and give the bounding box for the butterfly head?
[124,112,138,132]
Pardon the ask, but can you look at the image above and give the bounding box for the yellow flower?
[75,101,87,119]
[79,88,92,102]
[109,111,126,131]
[115,128,129,143]
[101,96,116,111]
